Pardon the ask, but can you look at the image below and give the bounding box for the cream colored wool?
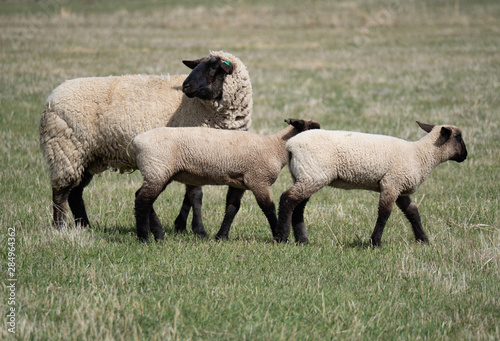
[286,125,463,196]
[39,51,252,190]
[133,125,300,189]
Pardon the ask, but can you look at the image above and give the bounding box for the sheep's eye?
[455,134,462,142]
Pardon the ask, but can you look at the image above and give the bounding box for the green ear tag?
[223,61,230,66]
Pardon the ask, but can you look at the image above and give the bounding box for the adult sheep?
[39,50,252,235]
[277,121,467,246]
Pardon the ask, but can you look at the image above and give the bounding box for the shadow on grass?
[344,235,372,249]
[88,223,377,248]
[219,234,275,244]
[88,223,136,243]
[92,223,277,245]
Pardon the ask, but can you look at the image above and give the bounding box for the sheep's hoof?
[274,236,289,244]
[151,229,165,241]
[193,230,208,238]
[296,238,310,245]
[215,234,228,241]
[153,235,165,242]
[74,218,90,228]
[174,220,187,234]
[138,235,149,243]
[369,238,382,247]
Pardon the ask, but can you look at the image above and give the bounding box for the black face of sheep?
[182,56,233,100]
[417,121,468,163]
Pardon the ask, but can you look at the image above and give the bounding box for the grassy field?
[1,0,499,339]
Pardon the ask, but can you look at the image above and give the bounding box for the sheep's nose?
[456,145,467,163]
[182,83,195,97]
[460,148,468,162]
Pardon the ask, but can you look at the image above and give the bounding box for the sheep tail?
[39,110,86,190]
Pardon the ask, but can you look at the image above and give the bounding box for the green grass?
[1,0,499,339]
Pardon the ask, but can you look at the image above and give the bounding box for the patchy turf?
[1,0,499,339]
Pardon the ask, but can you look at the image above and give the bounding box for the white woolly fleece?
[285,126,459,196]
[132,124,298,188]
[39,51,252,190]
[205,50,253,130]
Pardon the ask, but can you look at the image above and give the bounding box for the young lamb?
[39,50,252,237]
[276,121,467,246]
[133,118,320,242]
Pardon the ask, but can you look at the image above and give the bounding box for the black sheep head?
[182,56,233,100]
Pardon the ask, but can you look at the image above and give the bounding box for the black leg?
[256,198,278,240]
[370,191,397,247]
[215,187,245,240]
[291,198,310,244]
[135,183,163,242]
[174,188,192,234]
[188,186,207,237]
[149,207,164,241]
[277,180,321,243]
[68,171,93,227]
[277,189,301,243]
[396,195,428,244]
[52,187,71,228]
[174,185,206,236]
[250,186,282,240]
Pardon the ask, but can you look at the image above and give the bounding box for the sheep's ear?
[285,118,306,131]
[220,60,233,74]
[440,126,452,140]
[309,121,321,130]
[417,121,435,133]
[183,59,201,70]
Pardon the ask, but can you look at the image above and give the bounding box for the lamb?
[132,118,321,242]
[276,121,467,246]
[39,50,252,237]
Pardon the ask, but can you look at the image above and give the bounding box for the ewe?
[277,122,467,246]
[132,118,320,242]
[39,51,252,235]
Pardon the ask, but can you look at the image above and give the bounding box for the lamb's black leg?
[396,195,428,244]
[68,171,93,227]
[135,189,165,241]
[188,186,207,237]
[277,189,302,243]
[278,182,322,244]
[370,191,397,247]
[174,186,193,234]
[252,187,282,241]
[135,183,163,242]
[215,187,245,240]
[52,186,71,228]
[174,186,206,236]
[291,198,310,244]
[149,207,164,241]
